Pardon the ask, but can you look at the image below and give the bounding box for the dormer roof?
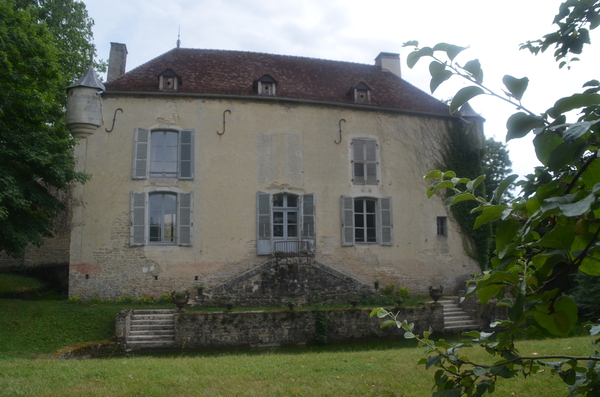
[104,48,452,115]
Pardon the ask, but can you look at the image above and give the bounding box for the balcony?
[272,241,315,258]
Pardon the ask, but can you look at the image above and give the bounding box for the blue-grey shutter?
[302,193,316,251]
[179,129,194,179]
[352,139,364,184]
[365,139,378,185]
[132,128,149,179]
[178,192,193,246]
[380,197,393,246]
[130,191,146,246]
[256,192,272,255]
[341,195,354,246]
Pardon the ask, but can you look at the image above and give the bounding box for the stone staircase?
[126,309,176,349]
[439,300,480,333]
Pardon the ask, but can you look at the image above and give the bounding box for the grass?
[0,336,596,396]
[0,274,44,295]
[1,299,597,396]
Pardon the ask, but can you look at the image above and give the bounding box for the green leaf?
[376,309,390,318]
[472,205,506,228]
[536,224,575,250]
[560,120,600,142]
[463,59,483,84]
[381,320,397,328]
[533,131,563,165]
[466,175,485,192]
[402,40,419,47]
[445,193,476,207]
[370,308,384,317]
[502,75,529,101]
[590,324,600,336]
[546,140,587,172]
[533,297,578,336]
[506,112,545,141]
[426,354,443,369]
[559,192,595,217]
[407,47,434,68]
[450,86,485,114]
[548,93,600,119]
[424,170,443,180]
[472,367,488,377]
[404,331,416,339]
[581,159,600,190]
[447,44,467,60]
[493,174,519,203]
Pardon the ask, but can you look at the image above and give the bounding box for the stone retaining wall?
[173,305,443,349]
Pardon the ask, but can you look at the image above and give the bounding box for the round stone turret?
[66,66,105,138]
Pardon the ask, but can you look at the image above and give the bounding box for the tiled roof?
[104,48,451,116]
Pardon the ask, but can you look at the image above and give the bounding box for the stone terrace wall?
[173,305,443,349]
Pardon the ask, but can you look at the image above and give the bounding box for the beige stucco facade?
[68,92,481,299]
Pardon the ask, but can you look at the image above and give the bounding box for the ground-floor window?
[149,193,177,243]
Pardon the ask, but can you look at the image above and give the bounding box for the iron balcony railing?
[272,241,315,257]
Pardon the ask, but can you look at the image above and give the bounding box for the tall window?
[272,194,298,240]
[341,196,393,246]
[130,191,193,246]
[352,138,378,185]
[149,193,177,244]
[150,131,178,178]
[354,198,377,243]
[132,128,194,180]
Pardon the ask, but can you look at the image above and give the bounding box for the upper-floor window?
[272,193,298,240]
[352,82,371,104]
[256,74,277,96]
[158,69,180,91]
[351,138,378,185]
[341,196,392,246]
[437,216,447,236]
[132,128,194,180]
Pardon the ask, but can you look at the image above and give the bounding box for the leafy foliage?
[0,0,94,256]
[375,1,600,395]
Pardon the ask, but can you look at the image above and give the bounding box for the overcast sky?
[83,0,599,180]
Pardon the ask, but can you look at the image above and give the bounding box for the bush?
[68,296,81,304]
[159,293,172,303]
[570,271,600,321]
[90,297,103,304]
[137,293,156,305]
[116,296,134,304]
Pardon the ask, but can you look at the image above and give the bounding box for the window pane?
[355,213,364,227]
[148,193,177,244]
[273,211,284,224]
[286,195,298,208]
[287,225,297,237]
[355,228,364,242]
[273,225,283,237]
[287,212,297,224]
[366,214,375,228]
[354,163,364,178]
[273,195,283,207]
[354,199,364,213]
[366,200,376,213]
[366,227,376,242]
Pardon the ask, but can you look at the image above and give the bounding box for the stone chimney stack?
[107,42,128,82]
[375,52,401,78]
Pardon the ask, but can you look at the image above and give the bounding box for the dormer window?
[352,82,371,104]
[158,69,180,91]
[256,74,277,96]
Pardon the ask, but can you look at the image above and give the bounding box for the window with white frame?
[256,192,315,255]
[341,196,392,246]
[130,191,193,246]
[132,128,194,179]
[351,138,378,185]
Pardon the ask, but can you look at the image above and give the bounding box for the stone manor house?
[26,43,485,301]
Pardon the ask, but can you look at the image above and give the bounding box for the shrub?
[158,293,172,303]
[90,297,103,304]
[116,295,134,304]
[68,296,81,304]
[137,294,156,305]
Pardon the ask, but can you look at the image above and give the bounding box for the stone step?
[445,324,480,332]
[127,334,175,341]
[131,314,174,321]
[132,309,175,314]
[131,319,175,326]
[445,315,472,321]
[129,329,175,336]
[130,324,175,331]
[445,319,479,326]
[125,340,176,349]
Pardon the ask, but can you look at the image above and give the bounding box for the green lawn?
[0,299,596,396]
